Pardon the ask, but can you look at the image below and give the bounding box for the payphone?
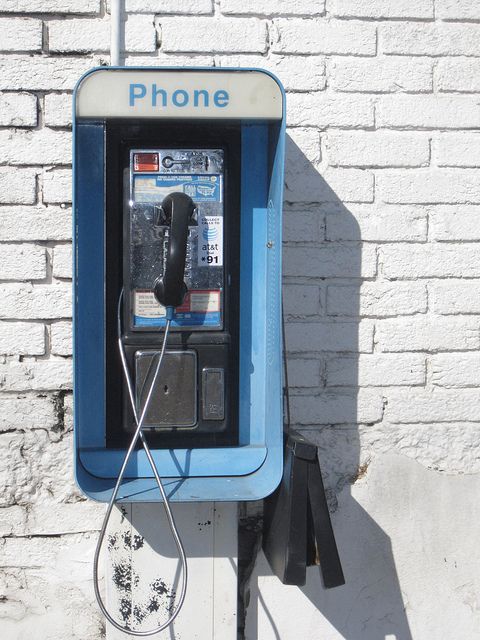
[73,67,285,632]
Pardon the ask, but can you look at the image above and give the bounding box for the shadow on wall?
[244,135,413,640]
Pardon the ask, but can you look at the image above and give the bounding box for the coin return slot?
[135,350,197,428]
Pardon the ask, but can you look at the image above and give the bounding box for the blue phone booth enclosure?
[73,67,286,502]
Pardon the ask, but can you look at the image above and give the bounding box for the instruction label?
[134,290,166,318]
[198,215,223,267]
[134,174,221,203]
[133,289,221,328]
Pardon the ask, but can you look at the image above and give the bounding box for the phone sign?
[199,215,223,267]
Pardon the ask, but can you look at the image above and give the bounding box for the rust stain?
[350,462,369,484]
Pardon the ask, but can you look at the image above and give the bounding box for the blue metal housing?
[73,67,286,502]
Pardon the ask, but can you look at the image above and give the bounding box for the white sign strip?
[75,69,283,120]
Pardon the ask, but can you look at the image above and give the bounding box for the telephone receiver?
[153,192,197,309]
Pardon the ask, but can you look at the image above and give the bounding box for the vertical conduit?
[110,0,121,66]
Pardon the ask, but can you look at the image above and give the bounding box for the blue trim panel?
[74,122,105,455]
[239,124,268,446]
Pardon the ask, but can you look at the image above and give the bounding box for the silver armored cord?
[93,290,188,636]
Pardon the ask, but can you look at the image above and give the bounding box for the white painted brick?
[49,18,108,53]
[381,23,480,56]
[0,92,37,126]
[332,0,433,18]
[0,432,27,506]
[125,15,156,53]
[431,280,480,314]
[432,354,480,388]
[0,56,96,91]
[44,93,72,128]
[0,129,71,165]
[377,95,480,130]
[377,170,480,204]
[0,244,46,281]
[330,57,432,93]
[436,0,480,20]
[0,360,72,391]
[436,59,480,93]
[26,501,104,535]
[434,133,480,168]
[122,0,212,13]
[50,321,72,356]
[272,19,376,55]
[216,54,326,92]
[286,127,321,165]
[327,354,426,386]
[327,282,427,317]
[285,321,374,353]
[0,0,100,12]
[283,209,323,243]
[160,18,267,53]
[0,321,44,355]
[376,317,480,352]
[0,505,26,536]
[0,167,36,205]
[381,242,480,278]
[52,244,72,279]
[321,168,374,203]
[64,392,73,431]
[52,15,156,54]
[430,206,480,242]
[386,388,480,423]
[290,388,383,424]
[283,284,321,317]
[381,243,480,279]
[287,358,321,388]
[0,206,71,241]
[326,132,429,168]
[126,53,215,67]
[287,93,374,128]
[284,244,376,278]
[1,536,59,567]
[42,169,72,204]
[284,129,324,200]
[0,18,42,52]
[285,161,374,203]
[326,204,428,242]
[221,0,324,14]
[0,283,72,319]
[0,395,56,431]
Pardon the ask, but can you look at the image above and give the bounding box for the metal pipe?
[110,0,121,66]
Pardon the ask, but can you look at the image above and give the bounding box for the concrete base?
[104,502,238,639]
[245,454,480,639]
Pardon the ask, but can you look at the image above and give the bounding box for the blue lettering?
[193,89,209,107]
[214,90,229,107]
[129,83,147,106]
[152,84,167,107]
[128,85,230,109]
[172,89,189,107]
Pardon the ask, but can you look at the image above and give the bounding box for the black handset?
[153,192,196,309]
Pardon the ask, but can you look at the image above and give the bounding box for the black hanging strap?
[263,430,345,589]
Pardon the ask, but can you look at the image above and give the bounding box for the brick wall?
[0,1,479,638]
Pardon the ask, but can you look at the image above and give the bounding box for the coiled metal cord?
[93,291,188,636]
